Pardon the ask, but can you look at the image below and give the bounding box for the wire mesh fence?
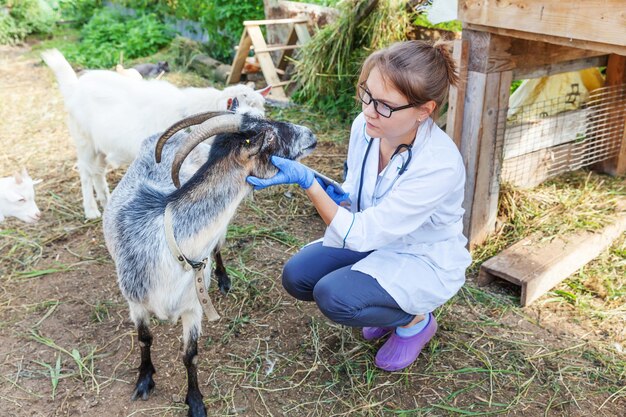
[499,82,626,188]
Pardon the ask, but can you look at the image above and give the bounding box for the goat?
[102,109,316,417]
[40,48,271,220]
[0,168,42,223]
[133,61,170,78]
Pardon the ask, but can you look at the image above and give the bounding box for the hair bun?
[433,40,459,87]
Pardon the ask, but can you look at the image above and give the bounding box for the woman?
[247,40,471,371]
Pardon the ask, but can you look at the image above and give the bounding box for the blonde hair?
[357,40,458,112]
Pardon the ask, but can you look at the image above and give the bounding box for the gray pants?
[282,242,415,327]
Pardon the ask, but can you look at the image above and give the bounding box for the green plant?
[293,0,416,118]
[57,0,102,27]
[0,0,57,44]
[61,8,173,68]
[113,0,264,62]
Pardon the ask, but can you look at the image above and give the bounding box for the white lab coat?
[322,113,471,315]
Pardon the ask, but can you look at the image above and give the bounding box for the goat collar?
[164,204,220,322]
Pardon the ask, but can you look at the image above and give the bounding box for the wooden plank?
[244,17,309,26]
[246,25,287,99]
[227,29,252,84]
[468,70,512,248]
[458,0,626,51]
[463,23,626,57]
[255,44,300,53]
[503,108,589,160]
[463,30,607,75]
[294,22,311,43]
[460,70,487,238]
[501,140,579,188]
[594,54,626,176]
[479,202,626,306]
[446,39,469,149]
[277,23,299,71]
[514,55,608,81]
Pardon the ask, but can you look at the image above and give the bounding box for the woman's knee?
[281,256,313,301]
[313,278,355,324]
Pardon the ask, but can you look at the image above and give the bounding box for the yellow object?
[508,68,605,122]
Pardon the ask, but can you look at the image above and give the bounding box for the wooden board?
[503,108,589,160]
[462,30,606,75]
[593,54,626,176]
[447,39,469,149]
[461,68,512,248]
[458,0,626,54]
[478,202,626,306]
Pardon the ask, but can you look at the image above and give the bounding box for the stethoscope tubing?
[356,136,413,212]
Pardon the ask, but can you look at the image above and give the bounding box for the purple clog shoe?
[362,327,393,341]
[374,313,437,372]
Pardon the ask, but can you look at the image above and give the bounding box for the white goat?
[41,48,271,219]
[102,110,316,416]
[0,169,42,224]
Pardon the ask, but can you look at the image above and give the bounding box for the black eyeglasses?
[358,84,416,118]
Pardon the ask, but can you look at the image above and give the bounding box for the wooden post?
[447,39,469,149]
[459,30,512,248]
[593,54,626,176]
[227,29,253,85]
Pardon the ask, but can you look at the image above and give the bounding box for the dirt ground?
[0,43,624,417]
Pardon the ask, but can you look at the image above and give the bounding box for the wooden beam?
[446,39,469,149]
[227,29,252,85]
[593,54,626,176]
[464,23,626,57]
[463,29,606,75]
[458,0,626,54]
[479,202,626,306]
[246,25,287,99]
[467,70,512,248]
[514,55,608,80]
[244,17,309,26]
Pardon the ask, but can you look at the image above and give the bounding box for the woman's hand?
[247,156,315,190]
[316,178,350,205]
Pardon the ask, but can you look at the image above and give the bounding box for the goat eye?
[18,198,26,203]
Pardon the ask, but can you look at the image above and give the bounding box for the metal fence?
[499,83,626,188]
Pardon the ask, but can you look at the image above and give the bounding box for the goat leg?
[131,321,156,401]
[182,324,206,417]
[213,247,231,294]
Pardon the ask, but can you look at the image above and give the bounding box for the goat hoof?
[131,377,155,401]
[218,278,231,295]
[84,209,101,219]
[185,392,207,417]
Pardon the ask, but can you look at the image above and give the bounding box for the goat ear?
[13,171,23,184]
[256,85,272,97]
[32,179,43,185]
[260,129,276,152]
[227,97,239,112]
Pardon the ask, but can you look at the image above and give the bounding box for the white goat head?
[221,84,271,117]
[0,169,42,223]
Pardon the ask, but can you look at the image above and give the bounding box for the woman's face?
[361,66,430,145]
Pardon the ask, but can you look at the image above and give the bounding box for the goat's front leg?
[213,246,231,294]
[131,319,156,400]
[91,153,111,208]
[182,310,206,417]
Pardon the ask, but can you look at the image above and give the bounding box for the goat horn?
[154,111,233,163]
[171,113,243,188]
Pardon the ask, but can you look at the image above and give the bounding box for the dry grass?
[0,41,624,416]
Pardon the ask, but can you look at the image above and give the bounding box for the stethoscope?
[356,134,413,212]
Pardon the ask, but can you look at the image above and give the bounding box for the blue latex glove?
[316,177,350,204]
[247,155,315,190]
